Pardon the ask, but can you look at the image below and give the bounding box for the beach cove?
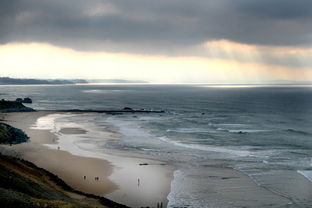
[1,110,302,208]
[1,111,173,208]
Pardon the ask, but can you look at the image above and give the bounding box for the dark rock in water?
[15,97,32,103]
[0,123,29,144]
[0,100,35,112]
[59,108,164,114]
[123,107,133,111]
[107,112,123,115]
[22,97,32,104]
[139,163,149,166]
[15,98,23,102]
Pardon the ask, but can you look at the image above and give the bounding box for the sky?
[1,0,312,83]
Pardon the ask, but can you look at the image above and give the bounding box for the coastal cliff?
[0,122,129,208]
[0,154,129,208]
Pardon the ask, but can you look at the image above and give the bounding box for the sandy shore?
[0,154,127,208]
[0,111,296,208]
[0,111,174,208]
[0,112,117,195]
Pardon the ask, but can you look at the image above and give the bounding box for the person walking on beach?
[157,202,163,208]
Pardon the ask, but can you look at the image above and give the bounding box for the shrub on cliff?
[0,123,29,144]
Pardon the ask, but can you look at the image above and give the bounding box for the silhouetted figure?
[157,202,163,208]
[138,178,140,187]
[83,176,86,180]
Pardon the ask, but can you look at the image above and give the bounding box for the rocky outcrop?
[123,107,133,111]
[0,100,35,112]
[16,97,32,104]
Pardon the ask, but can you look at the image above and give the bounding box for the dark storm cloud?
[234,0,312,19]
[1,0,312,55]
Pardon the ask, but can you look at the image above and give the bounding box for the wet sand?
[0,111,173,208]
[60,127,87,134]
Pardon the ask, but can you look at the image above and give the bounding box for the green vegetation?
[0,123,29,144]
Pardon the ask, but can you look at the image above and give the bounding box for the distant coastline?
[0,77,148,85]
[0,77,87,85]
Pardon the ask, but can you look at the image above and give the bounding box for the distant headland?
[0,77,148,85]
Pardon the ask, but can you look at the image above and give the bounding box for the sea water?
[1,84,312,207]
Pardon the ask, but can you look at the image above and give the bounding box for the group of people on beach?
[83,175,100,181]
[82,176,142,186]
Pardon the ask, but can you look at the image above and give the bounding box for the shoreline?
[0,111,174,208]
[0,110,300,207]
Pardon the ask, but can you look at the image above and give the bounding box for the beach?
[1,110,306,208]
[0,111,173,208]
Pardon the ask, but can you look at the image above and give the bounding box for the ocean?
[1,84,312,207]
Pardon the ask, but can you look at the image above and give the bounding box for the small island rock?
[123,107,133,111]
[22,97,32,103]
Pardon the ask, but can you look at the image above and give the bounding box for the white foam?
[31,113,85,133]
[167,170,205,208]
[105,116,152,140]
[217,128,270,133]
[263,160,269,164]
[168,168,223,208]
[229,129,271,133]
[166,128,211,133]
[297,170,312,183]
[31,114,69,132]
[82,89,126,93]
[138,116,163,121]
[158,136,251,157]
[167,170,187,207]
[216,123,248,127]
